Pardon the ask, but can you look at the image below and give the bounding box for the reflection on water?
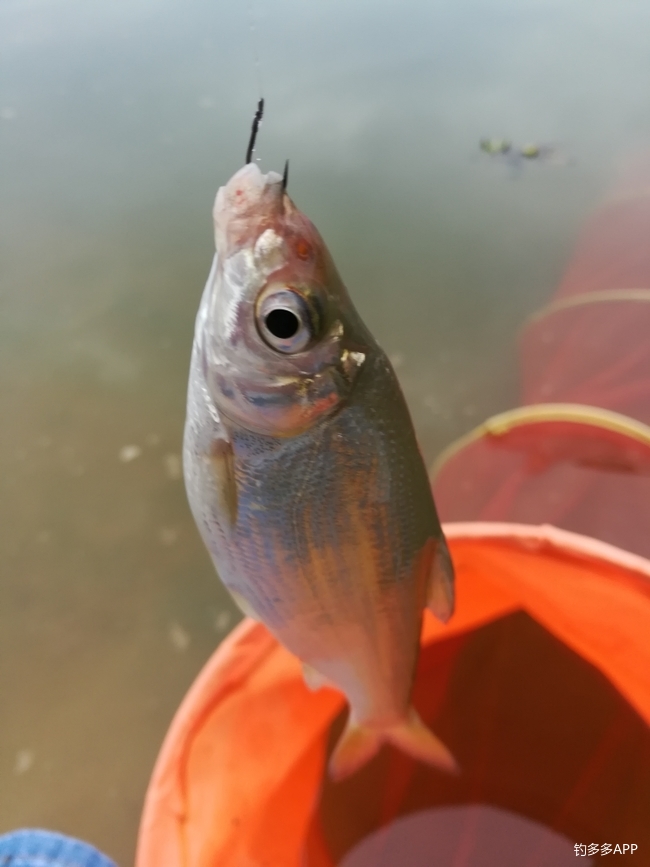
[2,0,650,862]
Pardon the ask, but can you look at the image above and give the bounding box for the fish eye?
[265,308,300,340]
[256,287,318,354]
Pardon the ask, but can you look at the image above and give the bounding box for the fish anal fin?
[426,533,455,623]
[207,437,237,529]
[229,589,259,621]
[302,663,330,692]
[386,708,459,775]
[328,718,382,781]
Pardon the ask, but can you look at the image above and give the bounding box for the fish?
[182,154,457,780]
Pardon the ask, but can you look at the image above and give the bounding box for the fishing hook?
[245,98,264,164]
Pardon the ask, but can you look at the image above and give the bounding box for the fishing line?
[244,0,266,166]
[247,0,264,103]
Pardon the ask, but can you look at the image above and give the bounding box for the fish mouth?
[213,163,286,259]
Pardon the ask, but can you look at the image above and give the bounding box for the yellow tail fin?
[329,708,459,780]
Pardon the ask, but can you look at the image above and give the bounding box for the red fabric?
[554,199,650,299]
[434,445,650,558]
[433,159,650,558]
[555,154,650,298]
[520,302,650,424]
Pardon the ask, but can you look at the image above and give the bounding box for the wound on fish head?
[201,159,372,438]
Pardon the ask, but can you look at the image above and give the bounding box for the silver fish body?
[183,163,456,777]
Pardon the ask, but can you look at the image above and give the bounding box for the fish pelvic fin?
[328,708,459,781]
[426,533,455,623]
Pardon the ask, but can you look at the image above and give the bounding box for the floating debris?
[14,749,34,775]
[214,610,233,633]
[169,622,190,652]
[158,527,178,546]
[480,138,571,167]
[388,352,405,370]
[520,143,541,159]
[480,138,511,155]
[118,444,142,463]
[423,394,442,413]
[163,453,182,480]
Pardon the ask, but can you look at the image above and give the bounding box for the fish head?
[201,162,370,437]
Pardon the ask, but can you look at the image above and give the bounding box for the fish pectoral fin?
[229,589,259,621]
[328,717,383,781]
[385,708,459,775]
[302,664,331,692]
[207,437,237,529]
[426,533,455,623]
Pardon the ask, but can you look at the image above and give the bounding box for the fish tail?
[385,708,459,774]
[328,707,459,780]
[328,719,383,781]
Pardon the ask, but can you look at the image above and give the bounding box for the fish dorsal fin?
[207,436,238,529]
[426,533,455,623]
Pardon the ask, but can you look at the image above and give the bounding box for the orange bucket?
[136,523,650,867]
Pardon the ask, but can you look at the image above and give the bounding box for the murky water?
[2,0,650,863]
